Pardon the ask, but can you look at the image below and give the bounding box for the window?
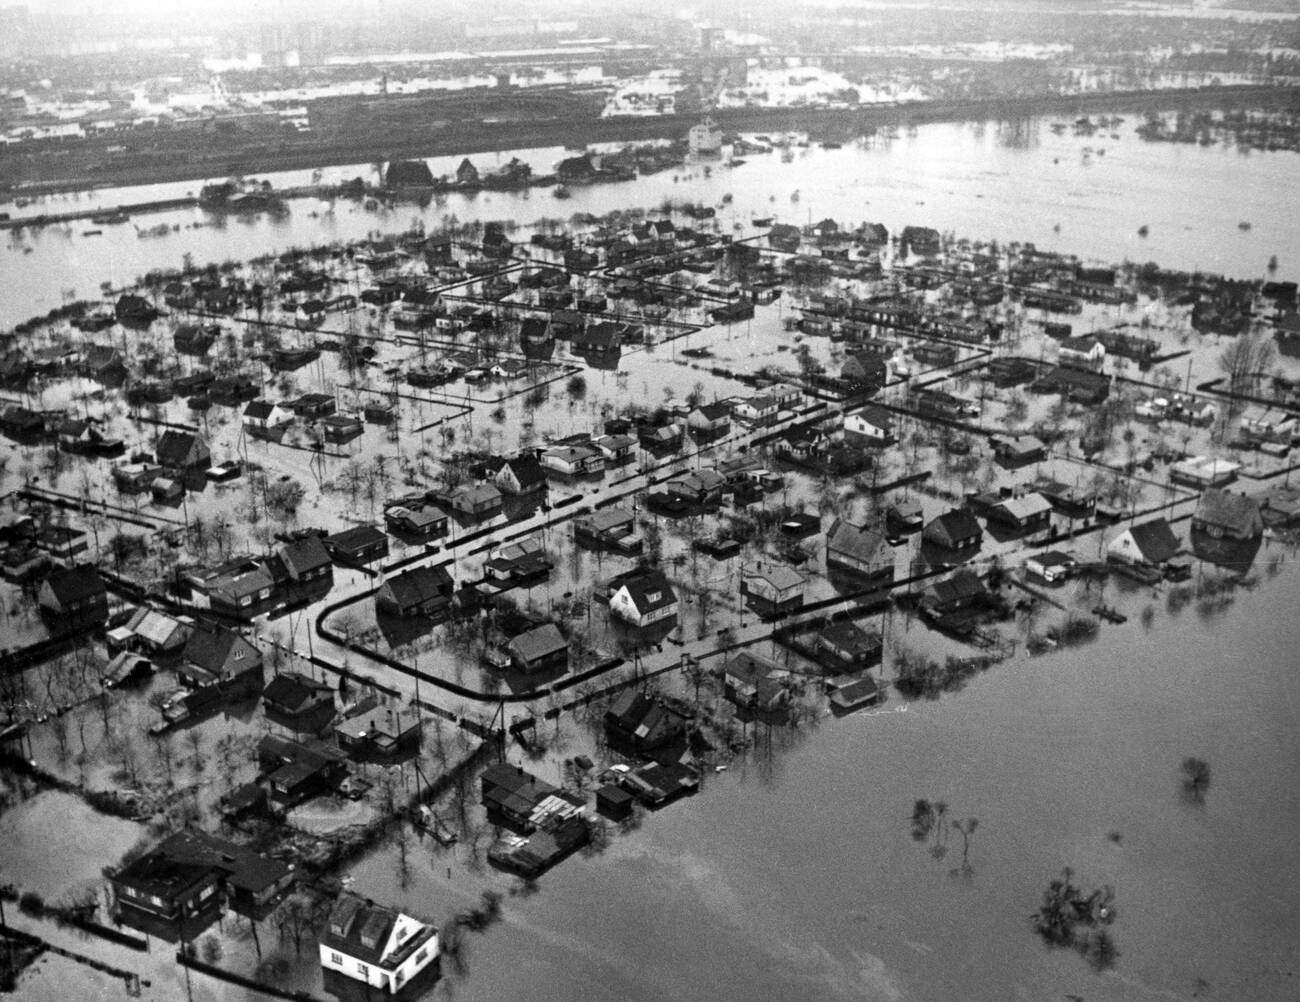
[330,952,342,966]
[416,948,427,963]
[357,963,368,977]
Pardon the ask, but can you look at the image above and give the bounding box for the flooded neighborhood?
[0,2,1297,1001]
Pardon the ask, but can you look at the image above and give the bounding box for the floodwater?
[350,552,1300,1002]
[3,115,1299,330]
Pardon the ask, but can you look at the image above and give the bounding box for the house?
[292,393,336,419]
[886,498,924,534]
[1032,477,1097,519]
[322,413,364,444]
[664,469,727,504]
[574,507,641,554]
[825,518,893,589]
[1107,518,1181,567]
[114,293,158,327]
[178,625,264,704]
[188,557,276,617]
[1170,456,1240,489]
[1192,489,1263,541]
[242,399,294,439]
[155,430,210,471]
[722,651,789,712]
[324,524,389,566]
[319,892,439,996]
[603,690,687,755]
[484,538,552,586]
[922,508,982,553]
[986,493,1053,534]
[481,762,560,832]
[258,734,349,805]
[990,434,1046,467]
[593,433,637,465]
[506,623,569,673]
[740,563,806,617]
[1031,365,1110,404]
[539,443,604,477]
[263,671,337,735]
[1025,551,1075,585]
[150,476,185,504]
[687,402,732,439]
[920,569,991,618]
[276,535,334,588]
[1058,335,1106,371]
[108,606,191,658]
[334,704,422,761]
[384,502,448,541]
[688,116,723,156]
[442,483,503,520]
[733,395,780,427]
[37,564,108,627]
[375,564,454,617]
[110,831,294,942]
[841,353,888,396]
[608,568,679,628]
[0,405,45,441]
[614,761,700,808]
[38,524,90,561]
[843,405,893,446]
[813,621,883,671]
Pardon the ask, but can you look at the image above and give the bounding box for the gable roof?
[614,569,677,615]
[826,518,888,565]
[279,535,331,576]
[156,430,206,466]
[320,892,432,971]
[507,623,567,663]
[924,568,989,608]
[263,672,333,712]
[1120,518,1180,563]
[925,508,982,544]
[382,565,452,609]
[1194,488,1262,536]
[182,626,259,677]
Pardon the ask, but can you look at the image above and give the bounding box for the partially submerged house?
[37,563,108,628]
[375,564,454,618]
[740,563,806,617]
[1192,489,1263,541]
[1107,518,1181,569]
[506,623,569,674]
[334,703,421,761]
[607,568,679,628]
[109,831,293,942]
[319,892,439,996]
[825,518,893,590]
[263,671,336,735]
[922,508,983,554]
[603,690,688,756]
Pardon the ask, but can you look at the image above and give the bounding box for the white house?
[1058,336,1106,370]
[842,405,892,445]
[1025,551,1075,584]
[319,892,439,995]
[608,569,678,628]
[241,400,294,434]
[1106,518,1180,567]
[539,443,604,477]
[733,395,779,426]
[688,116,723,157]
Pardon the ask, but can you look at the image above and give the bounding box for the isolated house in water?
[1107,518,1180,568]
[319,892,440,995]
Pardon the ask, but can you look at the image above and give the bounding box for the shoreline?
[2,83,1294,201]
